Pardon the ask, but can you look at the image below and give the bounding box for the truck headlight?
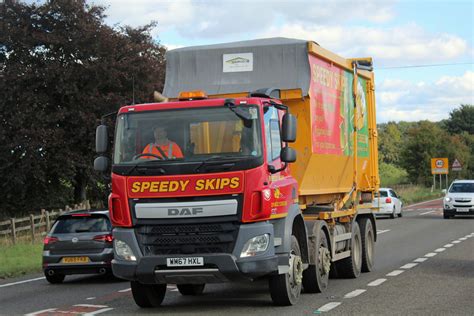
[240,234,270,258]
[114,239,137,261]
[445,197,452,202]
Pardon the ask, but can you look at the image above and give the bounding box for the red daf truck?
[94,38,379,307]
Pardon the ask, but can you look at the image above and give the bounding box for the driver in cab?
[142,126,183,159]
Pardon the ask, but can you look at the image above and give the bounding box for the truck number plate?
[166,257,204,267]
[457,208,469,212]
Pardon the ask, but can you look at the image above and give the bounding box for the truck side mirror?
[94,156,109,172]
[280,147,296,163]
[281,113,296,142]
[442,189,447,194]
[96,125,108,153]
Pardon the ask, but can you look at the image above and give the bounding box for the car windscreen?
[449,183,474,193]
[52,215,111,234]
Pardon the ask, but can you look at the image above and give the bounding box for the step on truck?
[94,37,379,307]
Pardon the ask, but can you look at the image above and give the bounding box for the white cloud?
[93,0,396,39]
[377,71,474,122]
[258,23,469,65]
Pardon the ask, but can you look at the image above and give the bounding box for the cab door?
[263,106,296,219]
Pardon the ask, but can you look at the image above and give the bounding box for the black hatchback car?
[42,209,114,283]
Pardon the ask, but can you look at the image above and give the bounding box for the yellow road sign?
[431,158,449,174]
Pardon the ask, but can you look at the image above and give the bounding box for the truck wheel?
[131,281,166,308]
[269,235,303,306]
[302,228,330,293]
[45,272,65,284]
[359,218,375,272]
[177,284,205,295]
[335,221,362,278]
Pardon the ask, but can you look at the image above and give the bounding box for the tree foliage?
[1,0,166,217]
[444,104,474,135]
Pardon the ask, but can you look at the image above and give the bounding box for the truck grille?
[135,222,239,256]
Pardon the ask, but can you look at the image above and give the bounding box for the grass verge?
[0,241,43,279]
[395,185,444,206]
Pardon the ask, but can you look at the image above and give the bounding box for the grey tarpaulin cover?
[163,37,312,98]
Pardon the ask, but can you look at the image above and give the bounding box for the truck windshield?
[113,105,262,164]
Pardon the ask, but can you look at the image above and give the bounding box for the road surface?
[1,198,473,315]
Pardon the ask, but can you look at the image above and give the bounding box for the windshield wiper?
[224,99,253,121]
[194,155,254,172]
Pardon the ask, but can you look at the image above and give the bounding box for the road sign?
[431,158,449,174]
[452,159,462,171]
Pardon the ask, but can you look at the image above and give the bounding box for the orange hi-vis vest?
[142,142,183,159]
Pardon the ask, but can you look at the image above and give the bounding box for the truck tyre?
[302,228,330,293]
[269,235,303,306]
[177,284,205,295]
[45,272,65,284]
[131,281,166,308]
[335,221,362,278]
[359,218,375,273]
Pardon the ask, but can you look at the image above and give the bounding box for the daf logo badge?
[168,207,203,216]
[72,237,79,243]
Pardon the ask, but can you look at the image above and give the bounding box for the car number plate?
[166,257,204,267]
[61,256,90,264]
[457,208,470,212]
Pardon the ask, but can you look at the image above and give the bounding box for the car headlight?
[240,234,270,258]
[444,197,452,202]
[114,239,137,261]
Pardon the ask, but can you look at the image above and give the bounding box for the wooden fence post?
[10,218,16,244]
[30,214,35,243]
[45,211,51,232]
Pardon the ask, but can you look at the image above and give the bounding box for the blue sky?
[94,0,473,122]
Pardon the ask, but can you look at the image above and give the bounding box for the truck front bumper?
[112,222,280,284]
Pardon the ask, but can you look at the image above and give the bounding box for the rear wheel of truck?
[359,218,375,272]
[302,228,330,293]
[177,284,205,295]
[131,281,166,308]
[335,221,362,278]
[269,235,303,306]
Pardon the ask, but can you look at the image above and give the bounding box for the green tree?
[401,121,471,185]
[1,0,166,217]
[378,121,403,164]
[444,104,474,135]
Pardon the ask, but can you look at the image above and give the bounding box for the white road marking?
[377,229,391,235]
[425,252,437,257]
[459,237,467,241]
[420,210,436,215]
[86,297,96,300]
[444,244,454,248]
[0,277,45,288]
[83,308,114,316]
[25,308,57,316]
[74,304,109,308]
[452,240,461,244]
[400,263,418,269]
[118,288,131,293]
[387,270,404,276]
[368,278,387,286]
[406,198,442,208]
[435,248,446,252]
[344,289,366,298]
[316,302,342,312]
[171,288,179,292]
[414,257,428,263]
